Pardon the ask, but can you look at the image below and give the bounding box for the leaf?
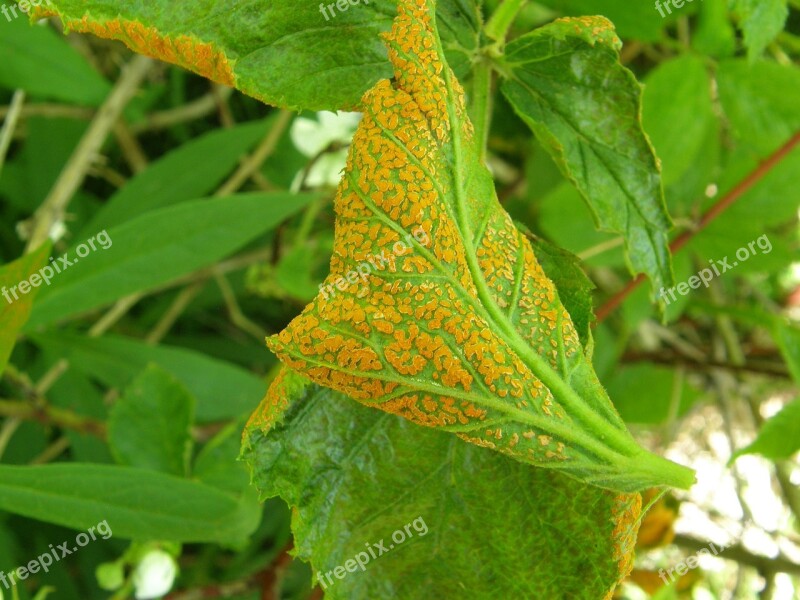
[642,56,716,187]
[0,243,52,375]
[535,0,667,41]
[0,464,260,545]
[732,399,800,461]
[717,60,800,154]
[242,369,642,599]
[30,332,266,422]
[524,231,595,347]
[194,419,251,495]
[26,192,315,328]
[731,0,788,60]
[267,0,693,492]
[108,365,196,476]
[0,17,110,105]
[499,17,674,298]
[30,0,480,111]
[79,118,280,237]
[606,364,699,425]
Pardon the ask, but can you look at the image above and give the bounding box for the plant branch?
[0,399,106,439]
[24,55,153,252]
[672,534,800,576]
[595,131,800,322]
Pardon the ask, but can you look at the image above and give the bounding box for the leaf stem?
[485,0,528,43]
[469,59,494,162]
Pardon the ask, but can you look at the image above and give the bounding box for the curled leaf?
[268,0,694,493]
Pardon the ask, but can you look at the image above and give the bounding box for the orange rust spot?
[37,11,235,87]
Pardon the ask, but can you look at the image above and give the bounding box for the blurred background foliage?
[0,0,799,598]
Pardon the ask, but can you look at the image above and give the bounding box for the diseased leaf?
[0,243,52,375]
[29,0,480,111]
[732,398,800,461]
[524,230,595,347]
[243,369,642,599]
[267,0,693,492]
[108,365,196,476]
[499,17,674,299]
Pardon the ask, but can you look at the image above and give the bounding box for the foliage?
[0,0,798,598]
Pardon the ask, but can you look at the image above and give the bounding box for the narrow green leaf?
[731,0,789,60]
[32,0,479,111]
[30,332,266,422]
[0,464,260,545]
[242,369,642,599]
[26,192,315,328]
[733,399,800,461]
[108,365,196,476]
[0,17,110,105]
[499,17,673,298]
[0,243,52,375]
[79,118,279,237]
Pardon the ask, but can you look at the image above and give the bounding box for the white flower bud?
[132,550,178,599]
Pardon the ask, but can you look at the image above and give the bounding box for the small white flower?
[291,111,362,188]
[132,550,178,599]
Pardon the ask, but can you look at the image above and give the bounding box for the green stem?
[485,0,528,43]
[469,59,493,162]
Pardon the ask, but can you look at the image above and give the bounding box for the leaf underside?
[29,0,480,111]
[267,0,693,493]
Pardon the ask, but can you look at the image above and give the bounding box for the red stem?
[595,131,800,323]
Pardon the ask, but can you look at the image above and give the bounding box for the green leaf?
[692,0,737,58]
[535,0,667,41]
[642,56,716,187]
[267,0,693,492]
[32,0,480,111]
[717,60,800,154]
[26,192,315,328]
[0,464,260,545]
[0,243,52,375]
[242,369,642,599]
[731,0,788,60]
[30,332,266,422]
[499,17,674,298]
[733,399,800,461]
[79,118,280,237]
[195,420,251,494]
[606,364,699,425]
[108,365,196,476]
[0,17,110,105]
